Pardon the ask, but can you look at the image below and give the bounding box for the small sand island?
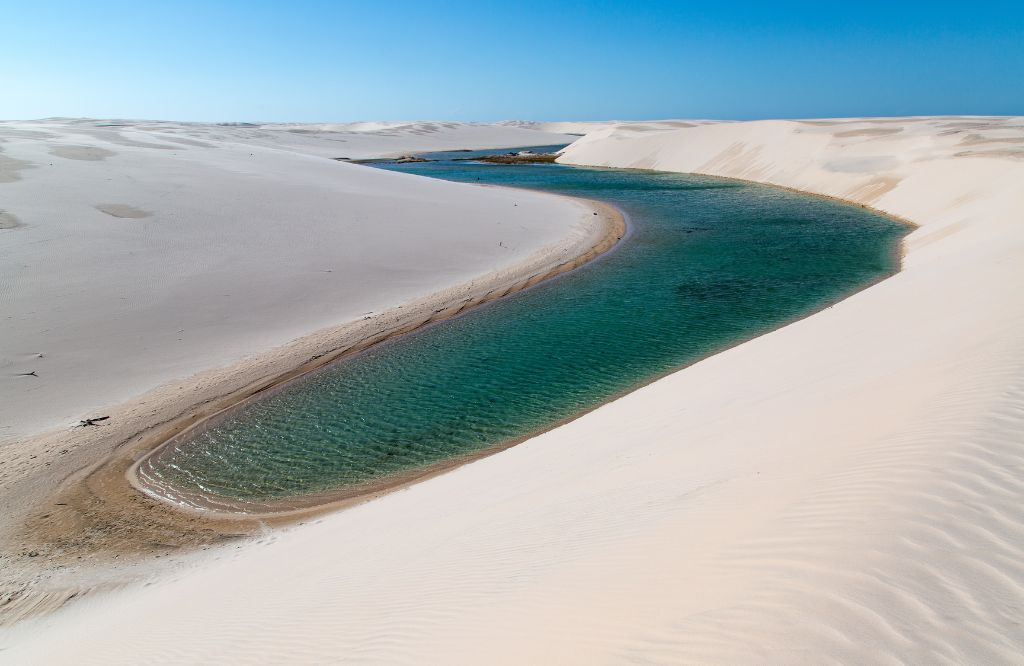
[459,150,560,164]
[346,154,434,164]
[3,2,1023,664]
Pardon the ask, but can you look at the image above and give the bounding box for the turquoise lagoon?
[141,147,908,508]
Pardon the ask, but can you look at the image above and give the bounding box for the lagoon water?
[142,147,907,508]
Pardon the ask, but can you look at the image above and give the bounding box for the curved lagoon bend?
[140,146,908,509]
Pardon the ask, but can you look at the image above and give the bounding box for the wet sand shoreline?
[1,193,624,618]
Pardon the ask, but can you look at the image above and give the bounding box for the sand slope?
[4,117,1024,663]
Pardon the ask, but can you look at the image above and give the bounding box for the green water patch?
[139,147,908,508]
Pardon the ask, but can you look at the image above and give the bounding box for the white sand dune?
[498,119,712,136]
[4,117,1024,663]
[0,119,587,440]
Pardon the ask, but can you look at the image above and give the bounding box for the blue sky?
[2,0,1022,121]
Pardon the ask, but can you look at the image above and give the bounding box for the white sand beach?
[3,116,1024,663]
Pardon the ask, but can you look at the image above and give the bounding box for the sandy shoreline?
[122,197,624,517]
[1,194,621,622]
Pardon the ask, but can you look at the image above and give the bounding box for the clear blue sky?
[3,0,1022,121]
